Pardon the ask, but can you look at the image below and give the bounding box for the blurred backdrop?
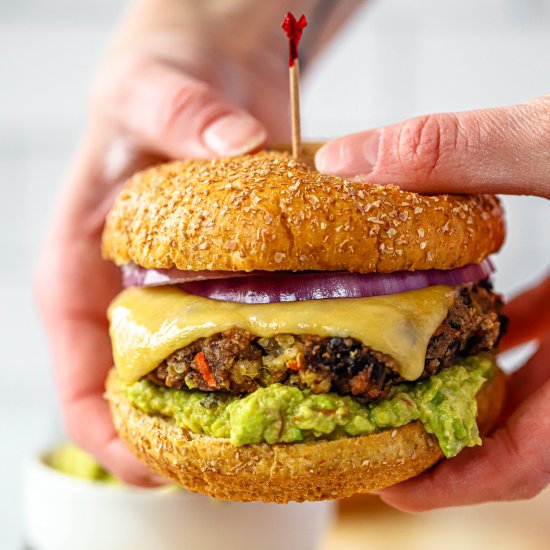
[2,0,550,547]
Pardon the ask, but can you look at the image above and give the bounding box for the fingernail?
[315,131,381,177]
[203,113,267,156]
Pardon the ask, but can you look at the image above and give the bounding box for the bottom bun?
[105,367,505,503]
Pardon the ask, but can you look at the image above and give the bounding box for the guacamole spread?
[125,353,495,458]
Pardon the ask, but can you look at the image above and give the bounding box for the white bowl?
[24,449,335,550]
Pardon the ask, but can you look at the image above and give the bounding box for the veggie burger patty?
[147,281,505,403]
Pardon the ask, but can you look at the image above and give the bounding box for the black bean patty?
[146,281,505,403]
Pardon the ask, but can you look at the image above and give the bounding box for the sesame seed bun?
[101,150,505,273]
[105,366,505,503]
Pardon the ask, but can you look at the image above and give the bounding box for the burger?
[103,147,506,503]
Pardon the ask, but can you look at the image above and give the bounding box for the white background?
[2,0,550,547]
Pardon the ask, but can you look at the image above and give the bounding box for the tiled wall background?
[2,0,550,546]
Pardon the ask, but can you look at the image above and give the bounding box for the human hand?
[35,3,285,485]
[315,96,550,509]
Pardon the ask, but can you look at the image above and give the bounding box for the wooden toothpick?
[282,13,307,159]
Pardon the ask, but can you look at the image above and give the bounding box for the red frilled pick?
[281,12,307,67]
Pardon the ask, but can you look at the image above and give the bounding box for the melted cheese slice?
[108,285,455,384]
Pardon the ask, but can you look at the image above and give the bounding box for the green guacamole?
[125,354,495,458]
[47,444,119,483]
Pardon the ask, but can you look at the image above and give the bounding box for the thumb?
[96,58,267,159]
[315,96,550,198]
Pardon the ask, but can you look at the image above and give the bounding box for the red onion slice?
[174,260,493,304]
[122,263,255,287]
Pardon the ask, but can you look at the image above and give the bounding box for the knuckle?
[397,113,461,181]
[524,98,550,144]
[159,80,213,135]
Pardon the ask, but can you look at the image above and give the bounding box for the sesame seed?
[339,238,351,251]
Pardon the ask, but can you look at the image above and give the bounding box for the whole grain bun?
[102,150,505,273]
[105,367,505,503]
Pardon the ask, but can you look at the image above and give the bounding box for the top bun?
[102,149,505,273]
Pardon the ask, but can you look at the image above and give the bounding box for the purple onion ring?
[122,260,494,304]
